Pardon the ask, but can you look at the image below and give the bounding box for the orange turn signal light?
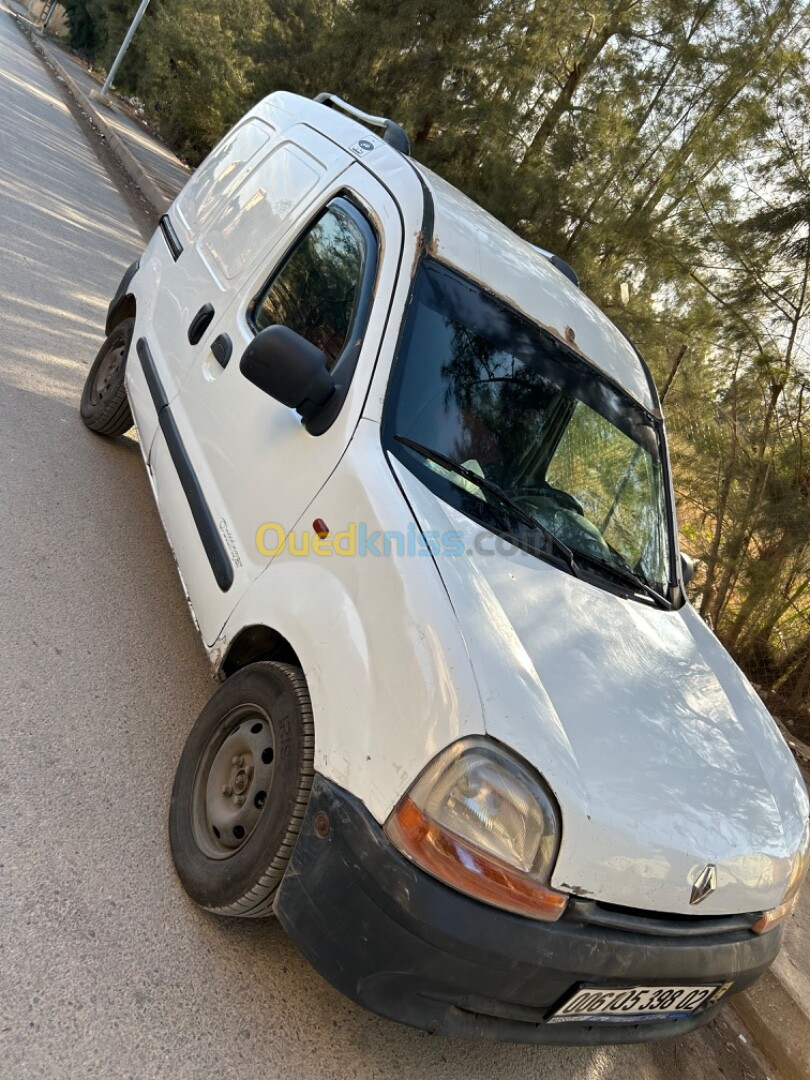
[387,797,568,921]
[752,895,797,935]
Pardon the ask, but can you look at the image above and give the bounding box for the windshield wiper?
[394,435,580,577]
[571,550,673,610]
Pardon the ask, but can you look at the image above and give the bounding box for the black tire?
[169,662,315,917]
[80,318,134,436]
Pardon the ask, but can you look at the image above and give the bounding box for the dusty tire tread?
[80,318,134,436]
[88,389,133,437]
[172,662,315,919]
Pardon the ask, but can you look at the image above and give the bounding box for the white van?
[81,92,809,1043]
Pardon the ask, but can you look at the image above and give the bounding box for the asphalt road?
[0,12,774,1080]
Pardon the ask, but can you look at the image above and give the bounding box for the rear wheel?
[80,318,134,436]
[169,662,315,917]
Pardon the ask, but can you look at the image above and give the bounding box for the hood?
[393,461,809,916]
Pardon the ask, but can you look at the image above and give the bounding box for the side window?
[253,198,376,372]
[176,119,274,239]
[203,142,322,281]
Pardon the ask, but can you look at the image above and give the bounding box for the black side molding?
[159,215,183,260]
[158,409,234,592]
[136,337,169,412]
[137,338,233,592]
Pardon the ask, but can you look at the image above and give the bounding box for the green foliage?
[62,0,810,730]
[131,0,266,161]
[60,0,102,56]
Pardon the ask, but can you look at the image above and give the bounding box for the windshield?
[384,260,673,593]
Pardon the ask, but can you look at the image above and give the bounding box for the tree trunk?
[710,225,809,628]
[708,379,783,625]
[783,640,810,714]
[699,363,740,619]
[563,0,719,254]
[517,1,640,177]
[660,344,688,402]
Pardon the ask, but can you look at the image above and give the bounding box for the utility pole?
[91,0,151,106]
[40,1,56,29]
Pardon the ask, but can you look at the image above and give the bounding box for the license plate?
[548,982,731,1023]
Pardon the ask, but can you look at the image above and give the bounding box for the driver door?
[150,164,403,645]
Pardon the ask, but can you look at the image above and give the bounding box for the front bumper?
[274,775,781,1044]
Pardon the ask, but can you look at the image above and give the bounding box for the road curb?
[14,15,172,215]
[730,726,810,1080]
[731,969,810,1080]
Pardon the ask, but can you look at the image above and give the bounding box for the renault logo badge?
[690,864,717,905]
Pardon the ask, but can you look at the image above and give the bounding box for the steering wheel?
[513,483,586,517]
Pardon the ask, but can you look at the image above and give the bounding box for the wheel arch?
[208,539,483,825]
[105,292,136,337]
[219,623,302,678]
[105,259,141,336]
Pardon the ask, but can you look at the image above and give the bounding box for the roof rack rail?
[314,93,411,157]
[532,245,580,288]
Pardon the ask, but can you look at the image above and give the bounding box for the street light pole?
[97,0,151,100]
[41,1,58,29]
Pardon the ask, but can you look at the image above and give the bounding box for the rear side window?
[203,141,327,282]
[253,198,375,373]
[176,119,274,239]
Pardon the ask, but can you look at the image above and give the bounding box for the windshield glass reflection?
[385,261,672,592]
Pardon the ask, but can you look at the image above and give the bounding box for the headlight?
[385,737,568,921]
[754,818,810,935]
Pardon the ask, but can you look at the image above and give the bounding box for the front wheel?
[80,318,134,436]
[169,662,315,917]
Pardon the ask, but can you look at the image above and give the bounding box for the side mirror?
[240,325,334,425]
[680,552,696,586]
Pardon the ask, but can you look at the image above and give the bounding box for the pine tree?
[58,0,810,724]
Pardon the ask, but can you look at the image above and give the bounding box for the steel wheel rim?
[190,704,276,860]
[92,342,125,406]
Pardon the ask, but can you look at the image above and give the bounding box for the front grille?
[566,897,760,938]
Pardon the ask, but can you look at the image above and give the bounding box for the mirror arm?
[680,552,696,588]
[298,385,337,425]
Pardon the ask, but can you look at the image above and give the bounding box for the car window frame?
[247,193,379,393]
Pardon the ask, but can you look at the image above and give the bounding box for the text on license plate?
[549,983,730,1023]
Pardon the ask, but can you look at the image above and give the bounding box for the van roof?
[410,162,658,413]
[254,92,658,413]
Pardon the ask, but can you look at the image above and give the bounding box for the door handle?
[188,303,215,345]
[210,333,232,369]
